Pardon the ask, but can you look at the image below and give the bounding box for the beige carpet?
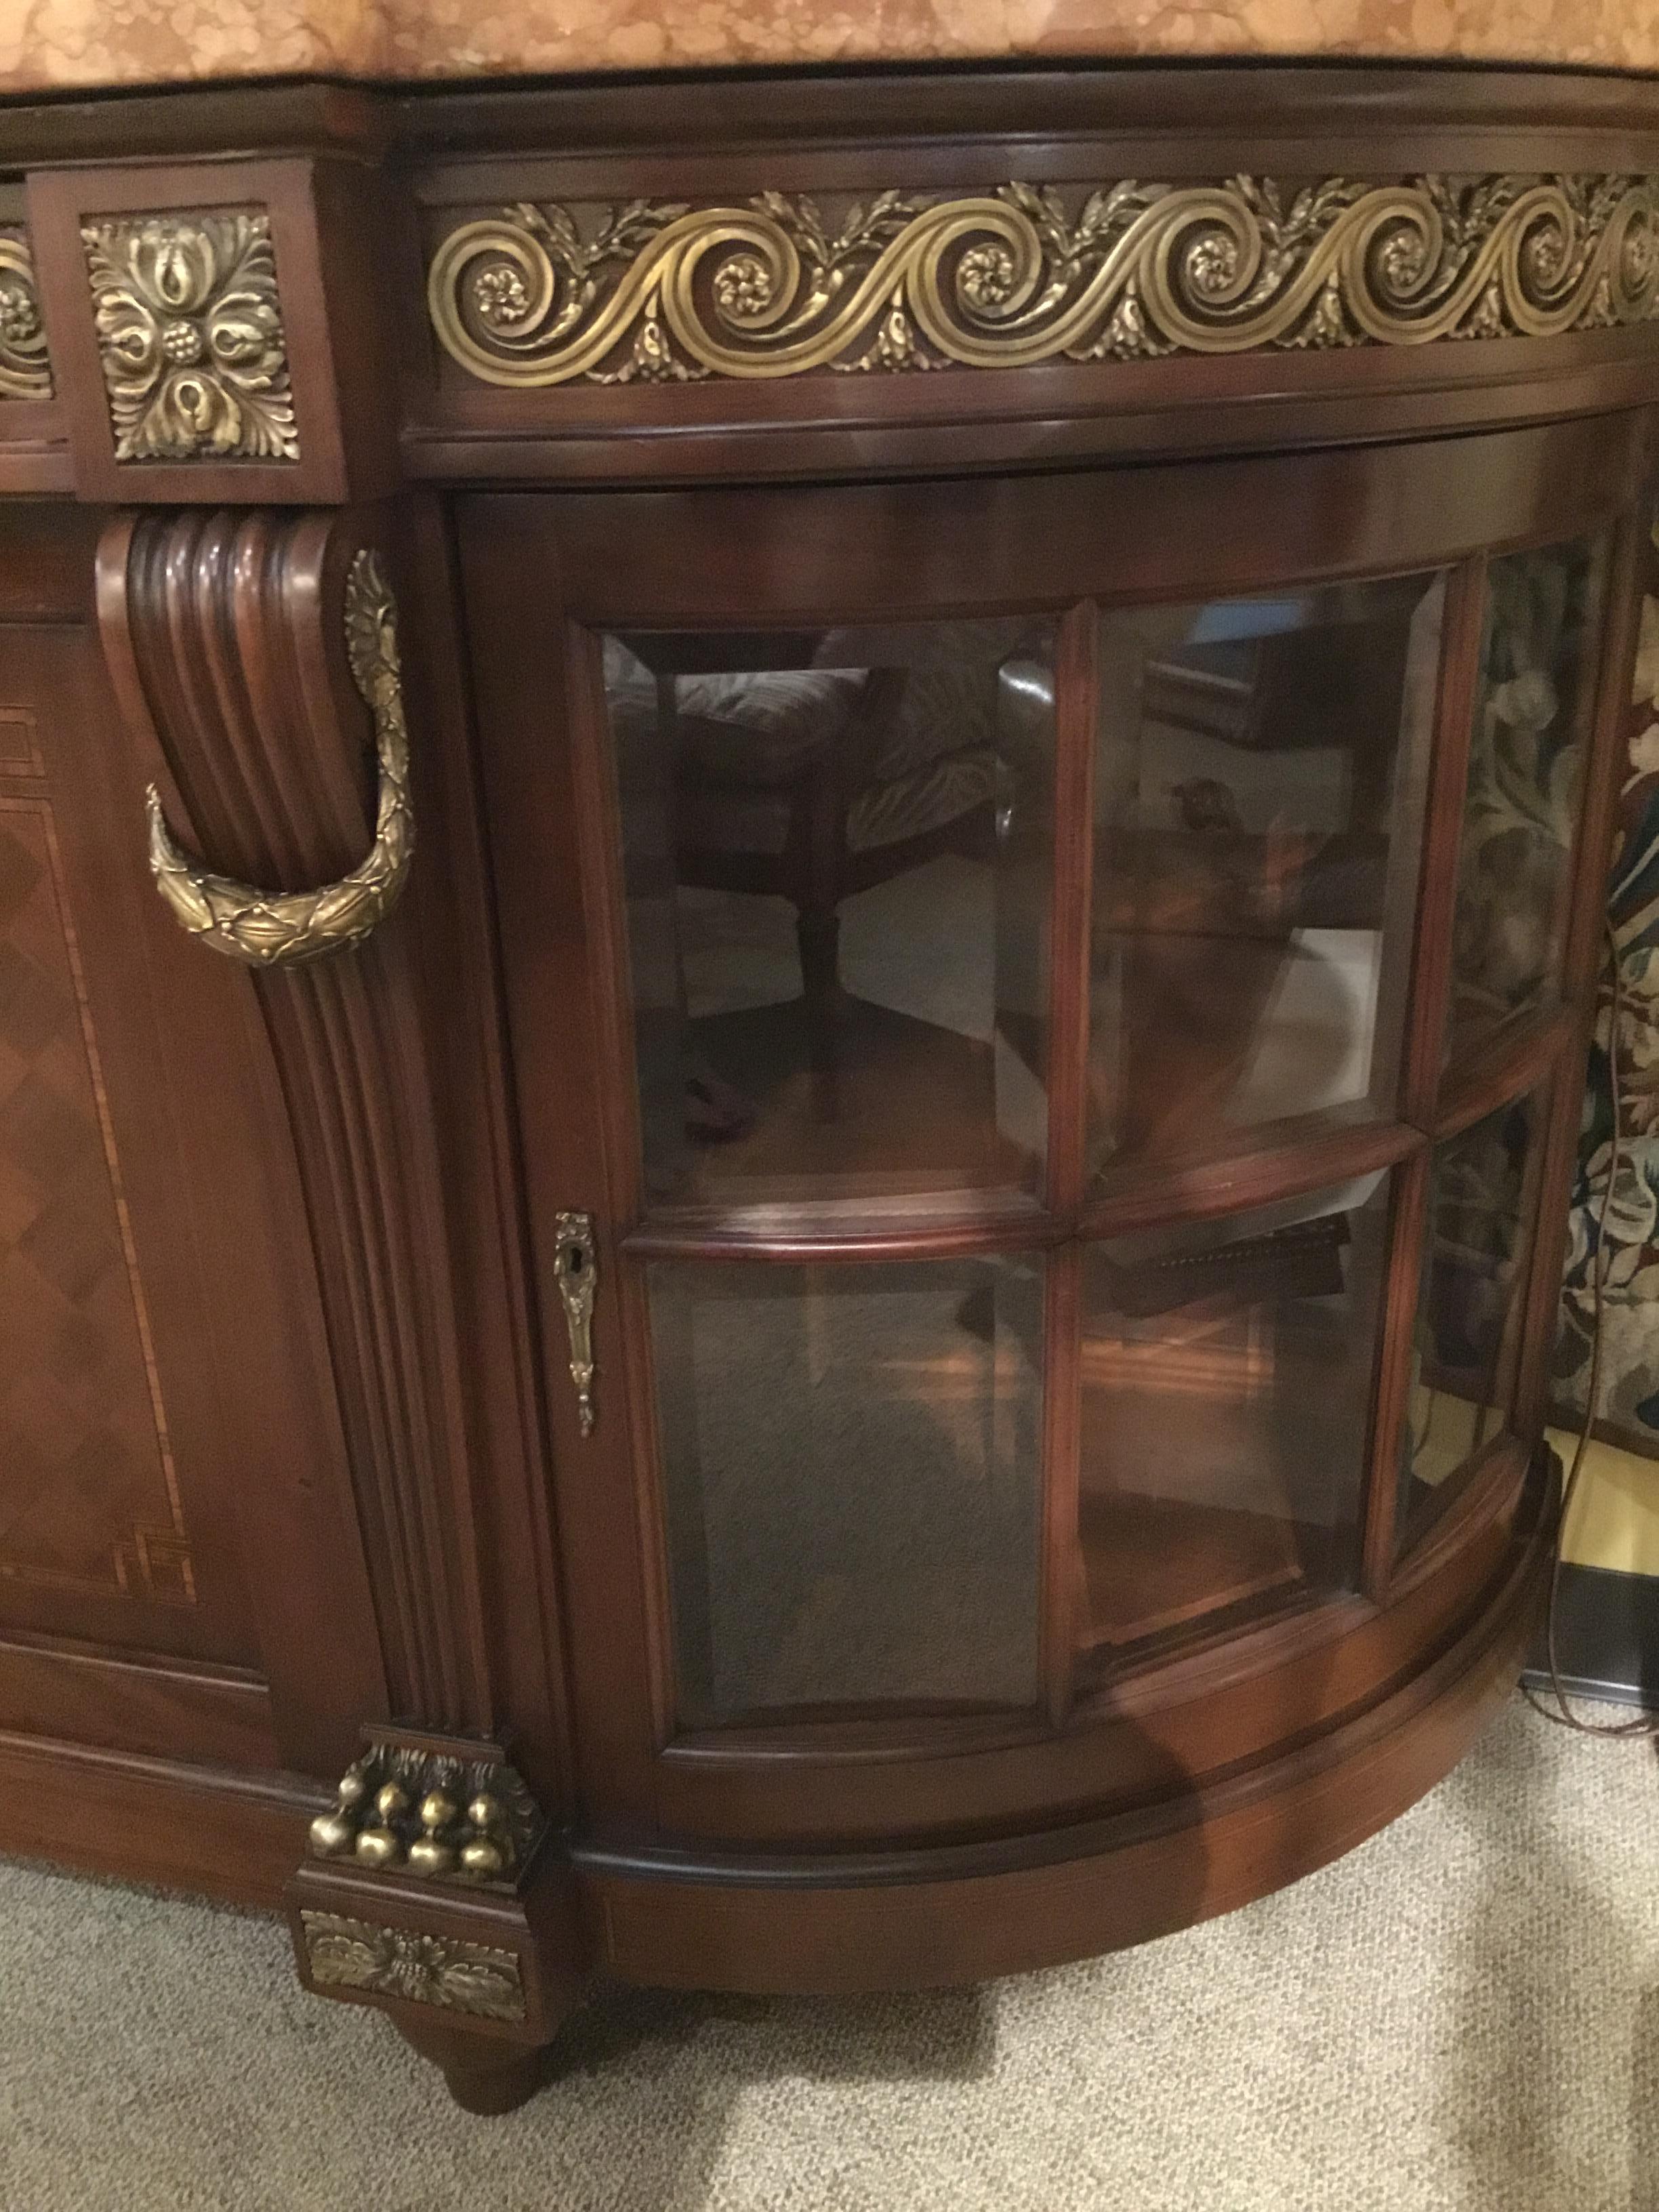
[2,1694,1656,2212]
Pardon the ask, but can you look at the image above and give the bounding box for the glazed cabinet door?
[458,411,1640,1853]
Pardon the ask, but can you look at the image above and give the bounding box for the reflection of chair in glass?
[668,647,1008,1059]
[1094,609,1409,1166]
[609,628,1036,1191]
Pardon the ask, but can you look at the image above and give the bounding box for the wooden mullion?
[1042,601,1099,1227]
[1512,497,1653,1442]
[1400,552,1490,1129]
[1433,1003,1576,1141]
[1038,1242,1084,1725]
[1078,1112,1422,1244]
[1359,1143,1431,1601]
[1033,602,1097,1726]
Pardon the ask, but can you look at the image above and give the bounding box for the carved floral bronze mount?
[0,232,50,401]
[298,1912,528,2024]
[427,173,1659,388]
[80,208,298,462]
[308,1729,547,1893]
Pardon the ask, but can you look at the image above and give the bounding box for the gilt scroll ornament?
[428,174,1659,388]
[299,1912,527,2023]
[0,232,51,400]
[81,208,299,461]
[146,548,414,966]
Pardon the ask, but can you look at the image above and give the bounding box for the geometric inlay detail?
[299,1910,527,2022]
[0,709,43,778]
[80,208,300,462]
[428,174,1659,388]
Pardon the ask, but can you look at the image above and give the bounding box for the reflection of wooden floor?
[687,993,1027,1197]
[1078,1488,1307,1647]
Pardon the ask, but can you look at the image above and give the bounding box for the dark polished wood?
[394,2019,550,2116]
[583,1463,1547,1990]
[0,55,1652,2116]
[0,1723,324,1907]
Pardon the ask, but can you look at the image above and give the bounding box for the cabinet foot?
[396,2016,550,2114]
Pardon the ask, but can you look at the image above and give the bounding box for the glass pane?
[1089,575,1443,1178]
[1079,1173,1393,1650]
[651,1256,1044,1726]
[607,619,1054,1210]
[1397,1092,1545,1549]
[1444,537,1606,1061]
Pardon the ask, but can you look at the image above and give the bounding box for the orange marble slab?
[0,0,1656,98]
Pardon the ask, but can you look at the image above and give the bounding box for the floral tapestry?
[1555,514,1659,1454]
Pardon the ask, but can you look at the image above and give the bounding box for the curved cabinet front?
[3,55,1658,2100]
[459,411,1641,1983]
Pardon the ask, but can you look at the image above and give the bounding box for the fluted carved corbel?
[96,508,493,1736]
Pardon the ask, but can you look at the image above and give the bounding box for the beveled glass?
[1443,537,1607,1063]
[1397,1092,1546,1549]
[649,1255,1045,1726]
[1088,576,1444,1179]
[607,619,1055,1212]
[1078,1172,1393,1650]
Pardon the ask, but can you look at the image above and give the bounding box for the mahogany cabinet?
[0,61,1654,2113]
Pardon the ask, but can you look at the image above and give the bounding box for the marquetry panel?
[0,527,384,1740]
[0,790,192,1603]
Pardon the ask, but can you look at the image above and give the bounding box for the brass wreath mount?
[146,547,414,966]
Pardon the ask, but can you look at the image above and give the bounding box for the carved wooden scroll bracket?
[96,506,490,1738]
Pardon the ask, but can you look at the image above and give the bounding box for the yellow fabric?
[1547,1428,1659,1575]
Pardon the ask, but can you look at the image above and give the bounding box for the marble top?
[1,0,1656,98]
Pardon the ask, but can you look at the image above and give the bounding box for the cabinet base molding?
[584,1500,1547,1997]
[0,1459,1548,2111]
[0,1729,325,1908]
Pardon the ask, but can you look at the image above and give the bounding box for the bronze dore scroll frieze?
[428,175,1659,388]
